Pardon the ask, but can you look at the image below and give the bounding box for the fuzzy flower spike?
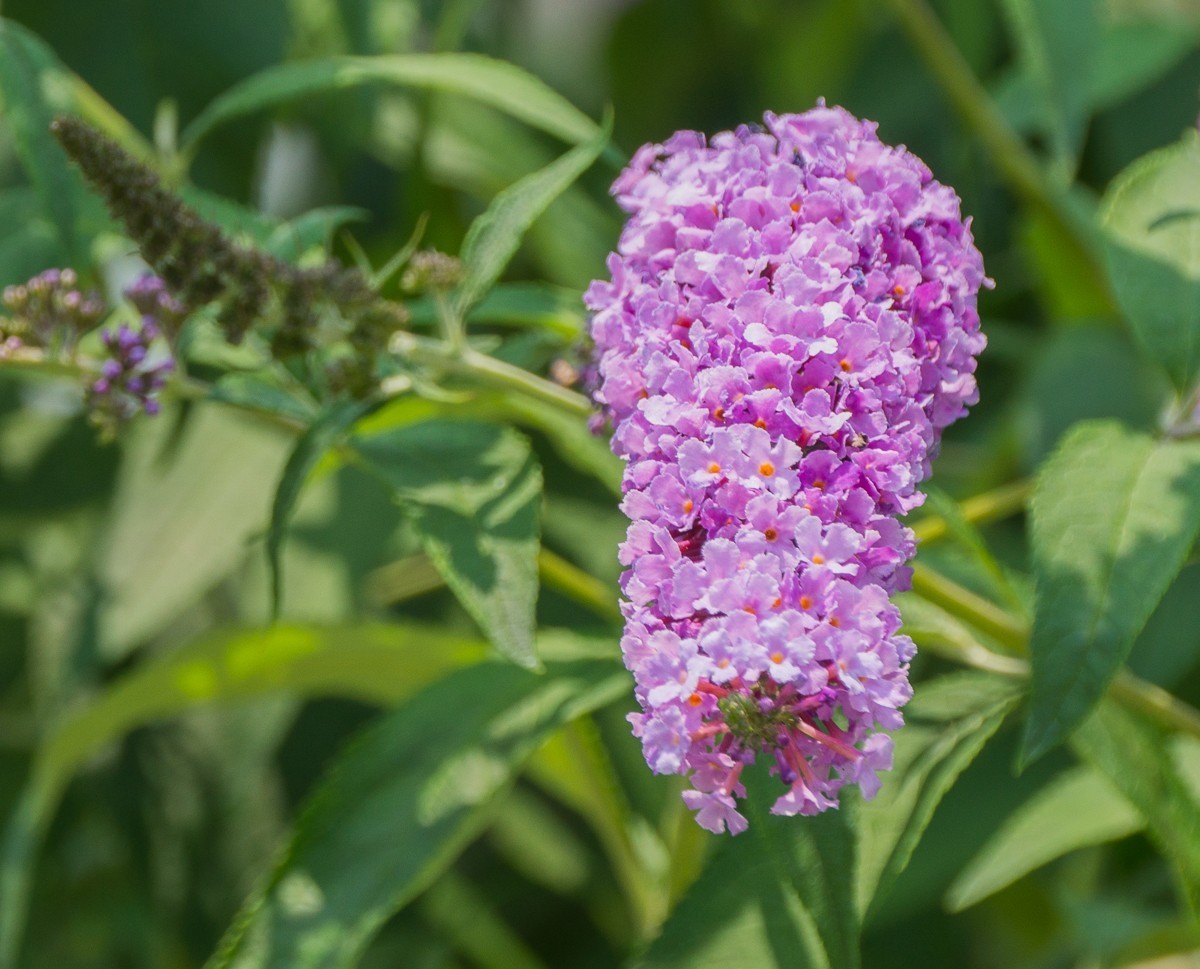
[586,104,988,834]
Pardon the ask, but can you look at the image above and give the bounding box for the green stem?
[909,563,1027,652]
[391,331,594,418]
[879,0,1114,310]
[911,479,1030,544]
[537,548,622,624]
[911,562,1200,742]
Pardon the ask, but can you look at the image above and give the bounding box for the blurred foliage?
[1,1,1200,968]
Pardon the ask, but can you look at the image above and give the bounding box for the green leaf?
[855,672,1023,920]
[354,420,543,669]
[1102,130,1200,391]
[96,403,295,657]
[1072,701,1200,914]
[266,205,370,260]
[638,779,857,969]
[998,0,1099,177]
[358,393,621,496]
[208,372,318,426]
[418,872,550,969]
[181,54,605,158]
[992,18,1199,139]
[1021,421,1200,765]
[0,622,487,969]
[267,400,372,617]
[208,658,628,969]
[945,764,1143,911]
[408,283,588,340]
[0,21,90,261]
[454,111,611,317]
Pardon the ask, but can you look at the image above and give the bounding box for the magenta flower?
[586,104,988,833]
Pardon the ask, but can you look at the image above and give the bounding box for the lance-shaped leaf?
[354,420,543,668]
[998,0,1098,177]
[855,671,1023,919]
[945,764,1143,911]
[1021,421,1200,765]
[637,774,858,969]
[182,54,606,158]
[208,658,629,969]
[454,111,612,317]
[267,400,372,617]
[1102,129,1200,391]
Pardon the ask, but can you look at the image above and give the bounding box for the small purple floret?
[86,316,174,433]
[587,104,988,833]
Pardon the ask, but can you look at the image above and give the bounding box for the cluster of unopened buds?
[587,104,988,833]
[1,268,104,356]
[0,268,181,435]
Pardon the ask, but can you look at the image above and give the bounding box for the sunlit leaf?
[1021,421,1200,765]
[354,420,542,668]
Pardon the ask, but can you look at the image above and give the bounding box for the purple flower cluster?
[586,105,988,833]
[86,317,174,435]
[124,273,188,336]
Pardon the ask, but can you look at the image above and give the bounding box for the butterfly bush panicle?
[586,104,988,834]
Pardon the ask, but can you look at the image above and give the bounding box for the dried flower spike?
[586,105,988,833]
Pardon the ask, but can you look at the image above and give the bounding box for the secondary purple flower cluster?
[85,276,178,436]
[586,105,987,834]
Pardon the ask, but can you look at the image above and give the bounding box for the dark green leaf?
[945,764,1143,911]
[638,777,857,969]
[0,20,88,260]
[855,672,1023,919]
[267,400,372,617]
[182,54,605,158]
[208,658,628,969]
[454,111,611,317]
[354,420,543,668]
[1021,421,1200,764]
[999,0,1099,176]
[1102,130,1200,391]
[1072,701,1200,914]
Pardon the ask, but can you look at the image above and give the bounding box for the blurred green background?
[2,1,1200,966]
